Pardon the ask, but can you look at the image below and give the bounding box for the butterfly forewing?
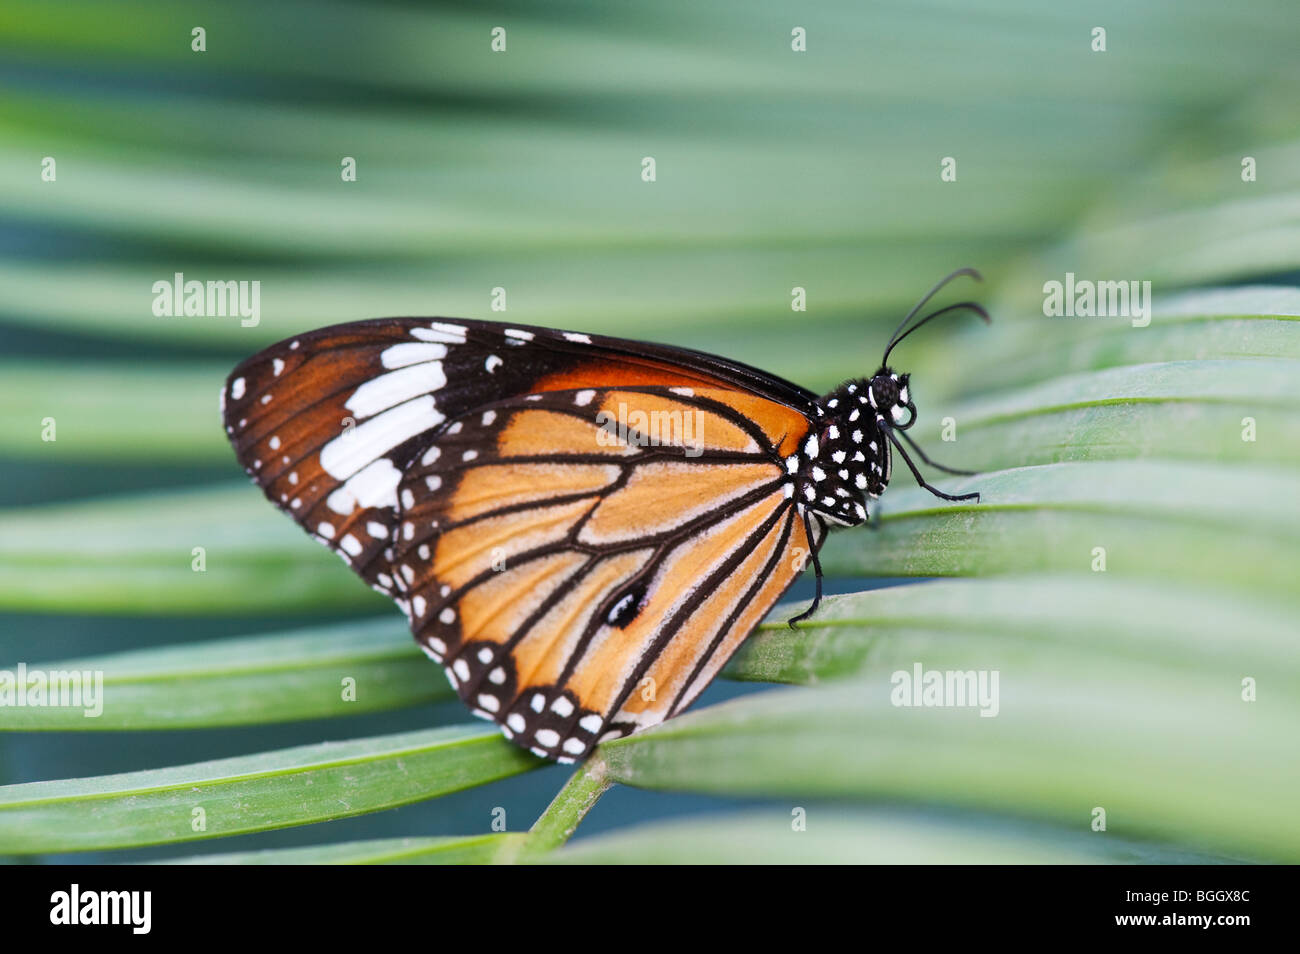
[221,322,465,595]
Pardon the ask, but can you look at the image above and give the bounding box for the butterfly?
[221,268,988,763]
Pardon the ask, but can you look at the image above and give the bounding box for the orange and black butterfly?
[221,269,988,763]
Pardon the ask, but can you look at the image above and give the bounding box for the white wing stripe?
[345,362,447,418]
[320,395,443,480]
[381,342,448,369]
[411,324,467,344]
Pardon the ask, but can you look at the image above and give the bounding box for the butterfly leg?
[896,429,978,476]
[787,510,825,628]
[888,431,980,503]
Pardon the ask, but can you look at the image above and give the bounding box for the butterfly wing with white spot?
[224,317,818,597]
[223,320,474,596]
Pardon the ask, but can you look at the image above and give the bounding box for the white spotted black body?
[785,369,914,528]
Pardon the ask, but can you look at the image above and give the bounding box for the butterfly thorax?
[785,378,895,527]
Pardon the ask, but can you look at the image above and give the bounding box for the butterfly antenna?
[881,300,991,367]
[882,268,984,362]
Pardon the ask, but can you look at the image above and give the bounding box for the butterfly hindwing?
[390,385,812,761]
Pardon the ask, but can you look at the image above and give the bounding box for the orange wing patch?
[617,511,801,720]
[454,550,589,649]
[694,388,813,457]
[533,357,741,394]
[445,462,621,524]
[430,497,594,591]
[578,460,780,546]
[562,490,790,717]
[509,548,656,689]
[496,408,638,459]
[656,510,808,719]
[594,390,759,455]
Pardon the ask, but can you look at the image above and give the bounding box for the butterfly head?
[869,367,916,430]
[871,266,988,433]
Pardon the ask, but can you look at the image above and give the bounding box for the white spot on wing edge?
[230,377,246,400]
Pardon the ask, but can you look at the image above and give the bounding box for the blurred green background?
[0,1,1297,863]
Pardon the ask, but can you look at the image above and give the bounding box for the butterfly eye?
[870,374,898,409]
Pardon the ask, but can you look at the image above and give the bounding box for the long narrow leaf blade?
[0,725,537,853]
